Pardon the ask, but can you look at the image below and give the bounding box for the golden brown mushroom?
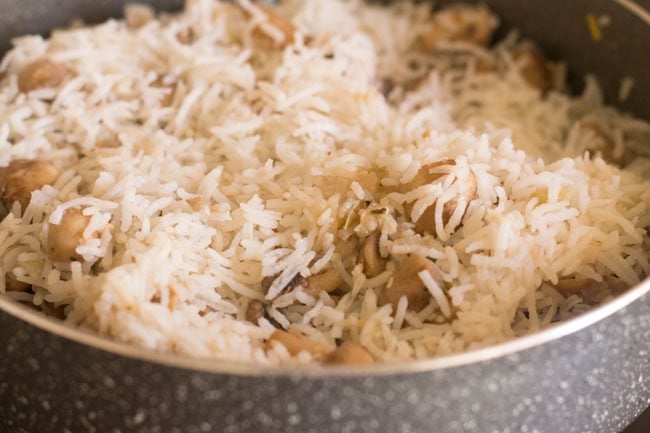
[360,232,385,278]
[261,273,305,299]
[576,122,622,165]
[266,329,329,357]
[0,159,60,209]
[401,160,477,236]
[40,302,66,320]
[420,5,497,52]
[48,208,92,261]
[5,273,30,292]
[324,341,375,365]
[512,43,551,93]
[553,276,629,306]
[124,3,155,30]
[245,300,265,324]
[152,76,176,107]
[378,253,444,312]
[18,58,67,93]
[303,268,344,297]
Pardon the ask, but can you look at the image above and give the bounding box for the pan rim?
[0,277,648,377]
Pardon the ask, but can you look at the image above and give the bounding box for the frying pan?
[1,1,649,432]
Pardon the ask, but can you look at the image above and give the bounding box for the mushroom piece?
[420,5,497,52]
[47,208,92,261]
[261,273,305,299]
[245,300,265,324]
[303,268,344,297]
[40,302,66,320]
[266,329,329,357]
[124,3,155,30]
[0,159,60,209]
[553,276,629,306]
[401,160,477,236]
[360,232,385,278]
[575,122,622,166]
[475,56,497,73]
[512,43,551,93]
[324,341,375,365]
[378,253,445,312]
[5,273,30,292]
[18,58,67,93]
[238,1,297,47]
[152,76,176,107]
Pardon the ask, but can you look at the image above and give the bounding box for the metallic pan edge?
[1,277,648,377]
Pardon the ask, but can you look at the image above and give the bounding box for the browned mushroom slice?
[420,5,497,52]
[238,2,296,47]
[323,341,375,365]
[401,160,477,236]
[124,3,155,30]
[261,273,305,299]
[303,268,343,297]
[265,329,329,357]
[378,253,444,312]
[5,273,30,292]
[360,232,385,278]
[553,276,630,306]
[152,76,176,107]
[18,58,67,93]
[245,300,265,324]
[576,122,622,165]
[0,159,60,209]
[40,301,66,320]
[475,56,497,73]
[512,43,551,93]
[48,208,93,261]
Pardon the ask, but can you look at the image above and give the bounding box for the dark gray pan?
[0,1,648,432]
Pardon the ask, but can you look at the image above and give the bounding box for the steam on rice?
[0,0,649,365]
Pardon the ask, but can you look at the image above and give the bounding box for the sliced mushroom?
[152,76,176,107]
[5,273,30,292]
[48,208,92,261]
[401,160,477,236]
[512,43,551,93]
[420,5,497,52]
[303,268,343,297]
[324,341,374,365]
[176,28,195,44]
[0,159,60,209]
[239,2,296,47]
[553,276,629,306]
[378,253,444,312]
[261,273,305,299]
[124,3,155,30]
[360,232,385,278]
[18,58,67,93]
[265,329,329,357]
[475,56,497,73]
[576,122,622,165]
[245,300,265,324]
[376,77,395,98]
[40,301,66,320]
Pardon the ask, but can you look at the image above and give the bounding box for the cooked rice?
[1,0,649,365]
